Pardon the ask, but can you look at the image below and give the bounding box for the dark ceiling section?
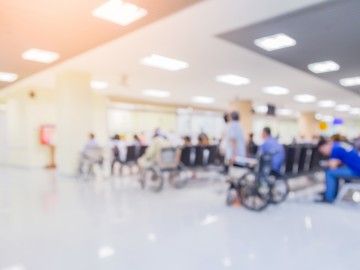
[218,0,360,96]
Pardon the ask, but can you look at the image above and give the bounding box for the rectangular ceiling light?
[262,86,289,96]
[307,60,340,74]
[335,104,350,112]
[91,80,109,90]
[294,94,316,103]
[141,54,189,71]
[191,96,215,104]
[339,76,360,87]
[254,33,296,51]
[216,74,250,86]
[0,72,18,82]
[92,0,147,26]
[22,48,59,63]
[142,89,170,98]
[318,100,336,108]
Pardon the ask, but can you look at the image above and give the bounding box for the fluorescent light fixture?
[307,60,340,74]
[335,104,350,112]
[318,100,336,108]
[316,113,334,122]
[91,80,109,90]
[339,76,360,87]
[294,94,316,103]
[92,0,147,26]
[0,72,18,82]
[191,96,215,104]
[142,89,170,98]
[141,54,189,71]
[216,74,250,86]
[277,108,293,116]
[254,105,267,114]
[98,246,115,259]
[22,48,59,63]
[262,86,289,96]
[254,33,296,51]
[350,107,360,115]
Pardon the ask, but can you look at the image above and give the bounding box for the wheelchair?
[139,147,192,192]
[226,154,289,211]
[77,147,104,179]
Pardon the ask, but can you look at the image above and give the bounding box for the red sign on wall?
[39,125,55,146]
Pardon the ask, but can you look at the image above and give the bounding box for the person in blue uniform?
[317,139,360,202]
[259,127,285,175]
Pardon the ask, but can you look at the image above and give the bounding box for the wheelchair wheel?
[169,170,191,189]
[268,175,289,204]
[226,186,240,206]
[239,173,270,211]
[140,168,164,192]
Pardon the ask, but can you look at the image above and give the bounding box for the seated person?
[317,139,360,202]
[79,133,103,172]
[258,127,285,175]
[182,136,192,146]
[198,133,209,146]
[138,130,170,169]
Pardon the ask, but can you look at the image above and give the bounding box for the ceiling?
[219,0,360,96]
[0,0,202,89]
[2,0,359,119]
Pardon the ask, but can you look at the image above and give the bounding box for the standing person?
[225,111,246,166]
[111,134,127,175]
[246,133,258,158]
[317,139,360,203]
[258,127,285,175]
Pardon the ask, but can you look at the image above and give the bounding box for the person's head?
[261,127,271,140]
[113,134,120,141]
[223,112,230,123]
[134,134,140,141]
[89,133,95,140]
[230,111,240,121]
[183,136,192,145]
[249,133,254,139]
[317,138,333,157]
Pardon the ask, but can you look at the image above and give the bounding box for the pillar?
[55,71,108,176]
[229,99,253,137]
[298,111,319,140]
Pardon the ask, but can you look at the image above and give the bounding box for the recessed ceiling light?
[91,80,109,90]
[191,96,215,104]
[22,48,59,64]
[318,100,336,108]
[92,0,147,26]
[277,108,293,116]
[262,86,289,96]
[0,72,18,82]
[216,74,250,86]
[339,76,360,87]
[294,94,316,103]
[98,246,115,259]
[254,105,267,114]
[141,54,189,71]
[335,104,351,112]
[316,113,334,122]
[142,89,170,98]
[350,107,360,115]
[254,33,296,51]
[307,60,340,74]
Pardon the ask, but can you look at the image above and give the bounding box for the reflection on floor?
[0,167,359,270]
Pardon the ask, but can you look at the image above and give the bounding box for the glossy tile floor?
[0,167,359,270]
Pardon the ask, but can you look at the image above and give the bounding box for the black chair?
[297,145,308,174]
[284,145,296,177]
[126,145,137,163]
[180,146,196,167]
